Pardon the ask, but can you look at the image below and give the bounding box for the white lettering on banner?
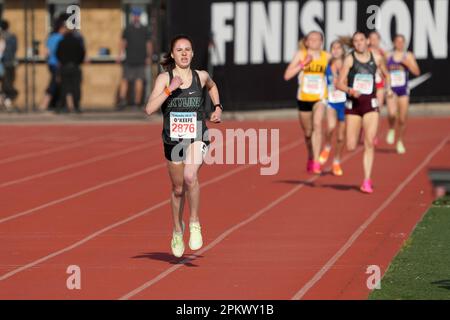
[211,2,233,65]
[284,1,299,62]
[414,0,448,59]
[235,2,249,65]
[251,1,282,64]
[210,0,449,66]
[299,0,323,39]
[325,0,357,50]
[378,0,412,49]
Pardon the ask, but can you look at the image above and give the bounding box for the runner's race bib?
[302,74,324,95]
[170,112,197,139]
[328,86,347,103]
[390,70,406,87]
[353,74,374,95]
[346,100,353,110]
[371,98,379,109]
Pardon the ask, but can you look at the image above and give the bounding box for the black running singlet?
[347,51,377,96]
[161,69,209,145]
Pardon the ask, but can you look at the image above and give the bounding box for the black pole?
[24,0,29,113]
[31,0,36,112]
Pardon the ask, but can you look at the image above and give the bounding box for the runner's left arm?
[201,71,222,123]
[403,52,421,77]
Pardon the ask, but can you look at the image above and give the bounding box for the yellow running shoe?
[319,148,330,165]
[396,141,406,154]
[386,129,395,145]
[189,222,203,250]
[332,162,343,176]
[171,231,185,258]
[171,222,185,258]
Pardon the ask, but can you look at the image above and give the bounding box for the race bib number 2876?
[170,112,197,139]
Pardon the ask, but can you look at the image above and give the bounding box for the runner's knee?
[365,138,375,149]
[347,140,357,151]
[313,119,322,131]
[184,170,198,188]
[172,185,184,197]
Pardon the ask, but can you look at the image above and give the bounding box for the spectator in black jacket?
[0,19,18,111]
[56,23,85,113]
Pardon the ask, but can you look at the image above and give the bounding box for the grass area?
[370,196,450,300]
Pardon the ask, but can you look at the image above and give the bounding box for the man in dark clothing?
[56,25,85,113]
[116,7,153,110]
[0,19,18,111]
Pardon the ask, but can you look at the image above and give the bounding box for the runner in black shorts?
[336,31,392,194]
[284,31,330,174]
[145,34,222,257]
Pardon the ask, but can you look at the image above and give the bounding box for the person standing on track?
[145,35,222,258]
[284,31,330,174]
[385,34,421,154]
[336,31,393,194]
[319,39,347,176]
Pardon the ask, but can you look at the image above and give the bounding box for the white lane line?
[0,140,302,282]
[118,145,362,300]
[0,133,121,165]
[0,139,160,189]
[0,162,166,225]
[291,135,449,300]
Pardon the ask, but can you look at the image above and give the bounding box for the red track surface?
[0,118,448,299]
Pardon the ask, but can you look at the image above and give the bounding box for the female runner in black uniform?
[145,35,222,257]
[336,32,392,194]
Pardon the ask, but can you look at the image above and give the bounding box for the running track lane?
[0,125,159,182]
[297,128,450,299]
[0,127,126,162]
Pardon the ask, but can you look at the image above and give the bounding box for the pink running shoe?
[312,161,322,175]
[306,159,314,173]
[360,179,374,194]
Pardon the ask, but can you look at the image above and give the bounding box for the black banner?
[167,0,450,110]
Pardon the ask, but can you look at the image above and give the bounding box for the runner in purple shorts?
[385,34,421,154]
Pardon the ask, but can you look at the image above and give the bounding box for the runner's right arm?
[145,73,182,116]
[336,54,359,98]
[283,50,305,81]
